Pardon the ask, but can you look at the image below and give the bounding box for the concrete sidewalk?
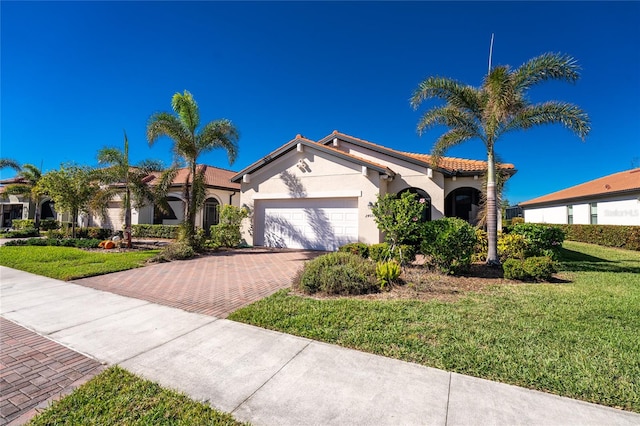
[1,266,638,425]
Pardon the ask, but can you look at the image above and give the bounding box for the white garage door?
[260,198,359,251]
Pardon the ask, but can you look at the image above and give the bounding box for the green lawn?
[0,246,159,280]
[229,241,640,412]
[28,366,245,425]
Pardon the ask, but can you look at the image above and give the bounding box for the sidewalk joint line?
[230,339,313,414]
[116,317,219,364]
[445,372,452,426]
[46,301,153,336]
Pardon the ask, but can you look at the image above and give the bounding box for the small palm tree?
[147,90,239,244]
[411,52,590,265]
[96,131,167,248]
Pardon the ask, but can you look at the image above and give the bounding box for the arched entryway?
[153,196,182,225]
[203,197,220,233]
[445,187,481,225]
[40,200,56,220]
[397,187,431,222]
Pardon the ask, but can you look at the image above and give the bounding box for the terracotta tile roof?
[520,168,640,206]
[147,165,240,190]
[322,130,516,175]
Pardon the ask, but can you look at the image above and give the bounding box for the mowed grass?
[229,241,640,412]
[28,366,246,426]
[0,246,159,280]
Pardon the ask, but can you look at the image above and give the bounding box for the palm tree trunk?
[188,161,197,241]
[486,147,499,266]
[124,188,132,248]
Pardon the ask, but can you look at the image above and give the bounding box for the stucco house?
[0,165,240,232]
[520,168,640,226]
[232,131,516,251]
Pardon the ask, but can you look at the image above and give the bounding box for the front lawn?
[28,366,245,425]
[229,241,640,412]
[0,246,159,280]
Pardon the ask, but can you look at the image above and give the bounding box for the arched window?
[445,187,481,225]
[397,187,431,222]
[203,197,220,232]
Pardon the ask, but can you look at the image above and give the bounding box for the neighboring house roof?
[318,131,516,176]
[520,168,640,207]
[231,135,396,182]
[140,165,240,191]
[0,177,28,185]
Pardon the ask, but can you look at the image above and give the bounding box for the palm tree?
[96,131,166,248]
[147,90,239,244]
[411,52,590,265]
[0,158,21,172]
[3,164,44,228]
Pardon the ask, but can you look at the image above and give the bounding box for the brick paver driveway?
[0,318,104,425]
[72,248,319,318]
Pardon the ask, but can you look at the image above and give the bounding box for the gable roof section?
[318,131,516,176]
[520,168,640,207]
[231,135,396,182]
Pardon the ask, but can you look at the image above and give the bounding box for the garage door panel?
[260,199,358,251]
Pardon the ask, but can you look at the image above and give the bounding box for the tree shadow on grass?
[558,247,640,274]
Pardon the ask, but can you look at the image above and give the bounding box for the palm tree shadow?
[558,247,640,274]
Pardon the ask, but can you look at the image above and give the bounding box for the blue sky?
[2,1,639,204]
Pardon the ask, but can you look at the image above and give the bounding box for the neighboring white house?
[232,131,516,251]
[520,168,640,226]
[1,164,240,231]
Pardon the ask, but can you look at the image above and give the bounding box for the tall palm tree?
[96,131,166,248]
[411,53,590,265]
[147,90,239,243]
[4,164,44,228]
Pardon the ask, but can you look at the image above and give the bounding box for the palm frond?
[430,128,477,167]
[147,113,189,146]
[416,105,481,136]
[171,90,200,134]
[197,119,240,164]
[191,166,207,212]
[97,147,125,167]
[153,166,178,214]
[0,158,20,171]
[411,77,472,109]
[513,53,580,92]
[505,102,591,140]
[137,159,164,173]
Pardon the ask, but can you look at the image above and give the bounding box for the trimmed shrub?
[4,238,101,248]
[39,219,60,231]
[295,252,378,295]
[509,223,565,259]
[376,260,401,290]
[420,217,477,274]
[498,233,528,261]
[338,242,369,258]
[1,228,39,238]
[209,205,249,248]
[473,229,488,262]
[503,256,557,282]
[11,219,35,230]
[558,224,640,251]
[368,242,416,265]
[76,227,112,240]
[131,224,179,239]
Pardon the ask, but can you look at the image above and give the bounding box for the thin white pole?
[488,33,495,74]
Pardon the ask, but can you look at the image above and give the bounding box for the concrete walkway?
[1,266,638,425]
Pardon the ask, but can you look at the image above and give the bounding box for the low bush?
[368,242,416,264]
[4,238,102,248]
[338,242,369,258]
[131,224,179,239]
[509,223,565,259]
[420,217,477,274]
[295,252,378,295]
[1,228,39,238]
[153,241,195,261]
[472,229,488,262]
[11,219,35,230]
[75,227,112,240]
[558,224,640,251]
[376,260,401,290]
[498,233,528,261]
[503,256,557,282]
[39,219,60,231]
[209,205,249,248]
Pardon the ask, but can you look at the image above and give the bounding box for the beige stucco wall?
[239,145,385,246]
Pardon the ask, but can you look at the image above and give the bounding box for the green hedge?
[4,238,102,248]
[557,224,640,251]
[131,224,179,239]
[11,219,34,230]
